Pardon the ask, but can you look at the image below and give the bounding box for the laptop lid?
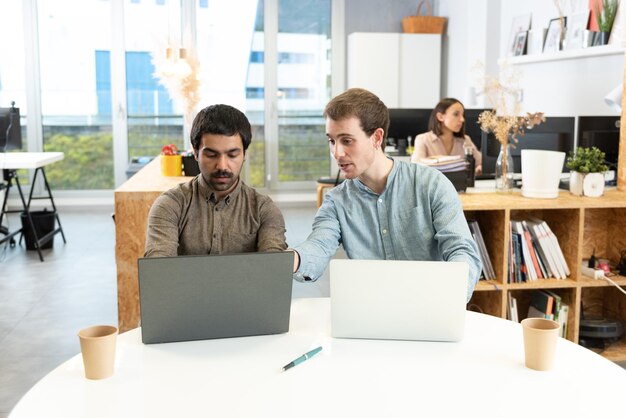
[330,259,468,342]
[138,252,293,344]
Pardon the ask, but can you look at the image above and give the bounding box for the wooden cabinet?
[347,32,441,108]
[461,190,626,361]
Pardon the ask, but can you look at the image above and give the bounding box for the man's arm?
[291,196,342,282]
[430,175,482,302]
[256,199,287,252]
[144,193,182,258]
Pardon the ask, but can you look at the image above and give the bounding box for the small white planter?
[569,171,605,197]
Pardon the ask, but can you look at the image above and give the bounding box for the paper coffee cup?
[78,325,118,380]
[521,318,560,371]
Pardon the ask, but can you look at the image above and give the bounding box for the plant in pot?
[566,146,608,197]
[593,0,618,45]
[160,143,182,177]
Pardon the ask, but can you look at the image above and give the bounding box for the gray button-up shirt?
[144,175,287,257]
[293,160,481,301]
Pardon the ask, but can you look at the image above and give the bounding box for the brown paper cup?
[521,318,560,371]
[78,325,118,380]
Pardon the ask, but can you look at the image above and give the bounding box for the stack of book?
[418,155,467,173]
[468,220,496,280]
[525,290,569,337]
[508,219,570,283]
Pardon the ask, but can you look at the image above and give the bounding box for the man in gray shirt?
[145,104,287,257]
[291,88,481,302]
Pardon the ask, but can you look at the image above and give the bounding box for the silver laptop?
[330,259,468,342]
[138,252,294,344]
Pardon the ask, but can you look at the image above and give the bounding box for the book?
[521,221,543,279]
[541,221,570,277]
[468,220,496,280]
[524,220,549,279]
[512,221,537,281]
[528,290,554,319]
[508,294,519,322]
[419,155,464,164]
[557,303,569,338]
[526,220,562,279]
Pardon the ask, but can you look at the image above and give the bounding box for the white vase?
[569,172,605,197]
[520,150,565,199]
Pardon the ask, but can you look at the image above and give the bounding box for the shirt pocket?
[392,206,435,256]
[224,231,258,253]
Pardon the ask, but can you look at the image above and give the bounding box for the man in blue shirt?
[291,88,481,302]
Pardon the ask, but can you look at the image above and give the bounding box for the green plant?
[594,0,618,33]
[566,146,609,173]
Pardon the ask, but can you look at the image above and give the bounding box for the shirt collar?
[353,157,398,197]
[198,174,242,205]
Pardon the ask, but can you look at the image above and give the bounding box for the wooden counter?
[115,160,626,335]
[115,157,190,332]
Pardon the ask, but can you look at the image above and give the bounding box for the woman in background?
[411,98,482,174]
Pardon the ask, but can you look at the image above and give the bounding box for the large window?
[6,0,339,192]
[37,0,114,190]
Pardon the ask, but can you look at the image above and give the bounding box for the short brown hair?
[429,98,466,138]
[323,88,390,140]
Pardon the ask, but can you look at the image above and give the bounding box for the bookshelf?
[461,189,626,361]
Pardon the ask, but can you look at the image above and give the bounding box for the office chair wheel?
[9,238,15,248]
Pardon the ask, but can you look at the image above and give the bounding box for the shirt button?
[382,229,388,234]
[378,198,383,203]
[213,234,217,238]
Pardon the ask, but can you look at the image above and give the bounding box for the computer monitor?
[577,116,620,169]
[480,116,576,176]
[386,108,431,148]
[0,103,22,152]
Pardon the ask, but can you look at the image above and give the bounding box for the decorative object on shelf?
[527,28,547,55]
[401,0,447,34]
[507,13,532,57]
[513,31,528,56]
[564,10,591,50]
[592,0,619,45]
[566,146,609,197]
[160,143,182,177]
[544,17,566,53]
[520,149,566,199]
[495,144,514,191]
[475,63,546,193]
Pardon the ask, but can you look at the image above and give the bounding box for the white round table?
[10,298,626,417]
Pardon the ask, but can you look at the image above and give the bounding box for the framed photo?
[527,28,547,55]
[508,13,532,56]
[513,31,528,56]
[564,10,590,50]
[544,17,566,53]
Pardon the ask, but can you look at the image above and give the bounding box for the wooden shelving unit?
[461,188,626,361]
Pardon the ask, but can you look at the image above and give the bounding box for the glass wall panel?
[0,1,28,153]
[124,0,182,159]
[276,0,331,182]
[37,0,113,189]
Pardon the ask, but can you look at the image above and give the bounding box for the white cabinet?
[347,32,441,108]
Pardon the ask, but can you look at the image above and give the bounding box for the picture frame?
[508,13,532,56]
[564,10,590,50]
[544,17,566,53]
[513,31,528,56]
[527,28,547,55]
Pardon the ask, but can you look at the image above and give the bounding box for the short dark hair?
[323,88,390,140]
[428,98,466,138]
[190,104,252,151]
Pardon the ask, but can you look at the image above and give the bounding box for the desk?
[9,298,626,417]
[0,152,66,261]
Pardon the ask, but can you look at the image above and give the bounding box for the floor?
[0,202,328,417]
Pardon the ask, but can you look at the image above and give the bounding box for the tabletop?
[9,298,626,417]
[0,152,64,169]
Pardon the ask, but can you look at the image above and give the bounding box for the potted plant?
[593,0,618,45]
[566,146,608,197]
[160,143,182,177]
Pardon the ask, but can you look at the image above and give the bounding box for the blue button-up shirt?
[293,160,481,302]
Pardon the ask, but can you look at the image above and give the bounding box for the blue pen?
[281,346,323,372]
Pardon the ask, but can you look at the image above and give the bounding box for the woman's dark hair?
[190,104,252,151]
[428,98,465,138]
